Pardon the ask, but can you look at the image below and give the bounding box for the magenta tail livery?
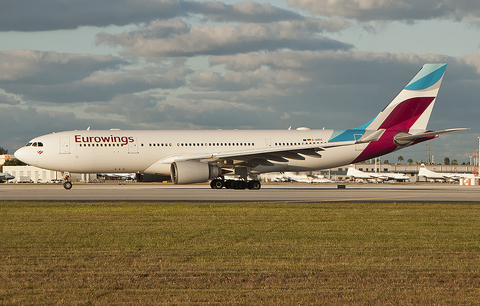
[14,64,467,190]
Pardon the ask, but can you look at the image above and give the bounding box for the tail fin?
[350,64,452,163]
[364,63,447,132]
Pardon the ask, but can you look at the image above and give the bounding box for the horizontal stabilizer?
[395,128,469,142]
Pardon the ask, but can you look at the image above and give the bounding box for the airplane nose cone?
[14,147,28,163]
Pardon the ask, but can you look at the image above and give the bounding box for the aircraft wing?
[159,140,357,167]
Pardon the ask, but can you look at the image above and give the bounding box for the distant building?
[2,165,80,183]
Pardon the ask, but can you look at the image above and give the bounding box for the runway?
[1,182,479,202]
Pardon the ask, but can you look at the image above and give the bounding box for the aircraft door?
[265,138,272,147]
[60,137,70,154]
[128,137,138,154]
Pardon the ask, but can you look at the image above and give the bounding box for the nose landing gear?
[63,174,72,190]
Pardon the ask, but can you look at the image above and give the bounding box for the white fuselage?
[14,129,366,175]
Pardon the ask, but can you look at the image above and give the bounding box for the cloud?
[97,18,353,57]
[83,94,167,124]
[0,50,127,84]
[189,68,308,97]
[188,51,480,131]
[0,93,20,105]
[0,50,189,103]
[191,1,305,23]
[10,67,188,103]
[0,0,305,32]
[287,0,480,23]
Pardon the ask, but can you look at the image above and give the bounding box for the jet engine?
[170,161,223,184]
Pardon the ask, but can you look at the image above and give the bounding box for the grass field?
[1,201,480,304]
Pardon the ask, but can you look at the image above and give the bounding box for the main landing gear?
[210,179,261,190]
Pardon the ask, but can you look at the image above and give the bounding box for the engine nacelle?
[170,161,222,184]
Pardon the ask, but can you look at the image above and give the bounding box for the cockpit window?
[26,143,32,147]
[33,143,37,147]
[37,142,43,147]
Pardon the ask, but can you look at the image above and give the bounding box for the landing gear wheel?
[63,181,73,190]
[248,180,261,190]
[210,179,224,189]
[225,180,236,189]
[234,180,247,190]
[215,179,261,190]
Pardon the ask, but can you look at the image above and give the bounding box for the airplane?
[346,165,409,182]
[287,173,332,183]
[14,63,467,190]
[0,172,15,183]
[262,172,332,183]
[418,164,475,182]
[97,173,136,181]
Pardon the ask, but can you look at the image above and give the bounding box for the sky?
[1,0,480,165]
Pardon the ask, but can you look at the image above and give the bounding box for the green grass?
[1,201,480,304]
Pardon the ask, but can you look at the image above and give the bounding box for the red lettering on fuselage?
[74,134,134,145]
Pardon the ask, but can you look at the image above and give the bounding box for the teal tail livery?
[15,63,467,190]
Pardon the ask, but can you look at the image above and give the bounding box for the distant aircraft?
[14,64,467,190]
[0,173,15,183]
[418,164,475,182]
[97,173,136,181]
[288,173,332,183]
[346,165,409,182]
[264,172,332,183]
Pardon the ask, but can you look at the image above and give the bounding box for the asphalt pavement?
[1,182,479,202]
